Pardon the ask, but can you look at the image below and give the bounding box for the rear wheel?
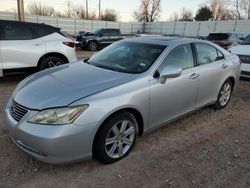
[88,41,98,51]
[213,80,233,109]
[93,112,138,164]
[39,56,67,70]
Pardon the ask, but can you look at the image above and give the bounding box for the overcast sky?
[2,0,206,22]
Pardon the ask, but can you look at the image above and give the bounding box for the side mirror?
[159,65,182,84]
[239,37,245,40]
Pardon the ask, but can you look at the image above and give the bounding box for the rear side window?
[159,44,194,72]
[110,29,119,36]
[196,43,224,65]
[102,30,110,36]
[4,25,34,40]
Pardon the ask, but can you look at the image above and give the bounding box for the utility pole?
[17,0,25,21]
[99,0,101,19]
[86,0,88,19]
[67,0,71,18]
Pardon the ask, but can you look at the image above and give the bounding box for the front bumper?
[5,100,98,164]
[241,63,250,78]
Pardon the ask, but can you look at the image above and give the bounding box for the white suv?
[0,20,77,76]
[229,34,250,78]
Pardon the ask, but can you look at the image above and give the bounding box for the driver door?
[149,43,199,127]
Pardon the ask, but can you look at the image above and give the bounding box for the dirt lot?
[0,51,249,188]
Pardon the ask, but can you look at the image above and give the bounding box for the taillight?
[63,42,75,48]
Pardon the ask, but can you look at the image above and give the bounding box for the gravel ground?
[0,50,249,188]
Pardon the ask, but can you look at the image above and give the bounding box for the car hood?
[13,62,138,110]
[229,45,250,55]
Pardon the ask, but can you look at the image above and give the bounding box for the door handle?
[222,64,229,69]
[189,73,199,80]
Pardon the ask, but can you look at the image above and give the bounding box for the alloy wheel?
[105,120,136,159]
[219,82,232,106]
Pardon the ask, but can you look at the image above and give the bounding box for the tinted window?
[4,25,33,40]
[102,29,110,36]
[159,44,194,72]
[88,41,166,74]
[230,33,237,40]
[93,29,102,36]
[242,35,250,44]
[196,43,224,65]
[109,29,119,36]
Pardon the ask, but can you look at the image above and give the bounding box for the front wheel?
[93,112,138,164]
[213,80,233,109]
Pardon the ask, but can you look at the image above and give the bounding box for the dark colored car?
[206,32,247,49]
[76,28,122,51]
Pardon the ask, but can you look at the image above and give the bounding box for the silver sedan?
[5,38,240,164]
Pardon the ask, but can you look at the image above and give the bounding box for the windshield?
[242,35,250,45]
[93,29,102,35]
[207,33,230,41]
[88,41,166,74]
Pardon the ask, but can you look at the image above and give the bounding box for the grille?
[241,71,250,76]
[10,100,29,122]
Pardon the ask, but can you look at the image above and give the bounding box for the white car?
[0,20,77,76]
[229,35,250,78]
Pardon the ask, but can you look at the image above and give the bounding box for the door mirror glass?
[159,65,182,84]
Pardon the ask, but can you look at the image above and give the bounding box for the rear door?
[1,23,46,69]
[194,43,227,107]
[109,29,121,43]
[100,29,112,47]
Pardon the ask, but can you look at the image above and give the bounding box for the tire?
[213,79,233,110]
[88,41,98,51]
[93,112,138,164]
[39,56,66,70]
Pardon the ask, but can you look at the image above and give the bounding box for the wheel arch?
[227,76,235,90]
[92,107,144,154]
[37,52,69,68]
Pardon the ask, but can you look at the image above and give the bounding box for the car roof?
[0,20,60,30]
[123,37,202,46]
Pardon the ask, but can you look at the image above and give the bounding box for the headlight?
[28,105,88,125]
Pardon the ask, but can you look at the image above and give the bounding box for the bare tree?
[134,0,161,22]
[27,1,54,16]
[72,6,86,19]
[229,0,242,19]
[241,0,250,19]
[169,12,179,21]
[209,0,234,20]
[101,9,118,21]
[179,8,193,21]
[89,11,97,20]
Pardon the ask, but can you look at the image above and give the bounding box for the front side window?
[196,43,224,65]
[4,25,33,40]
[88,41,166,74]
[158,44,194,73]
